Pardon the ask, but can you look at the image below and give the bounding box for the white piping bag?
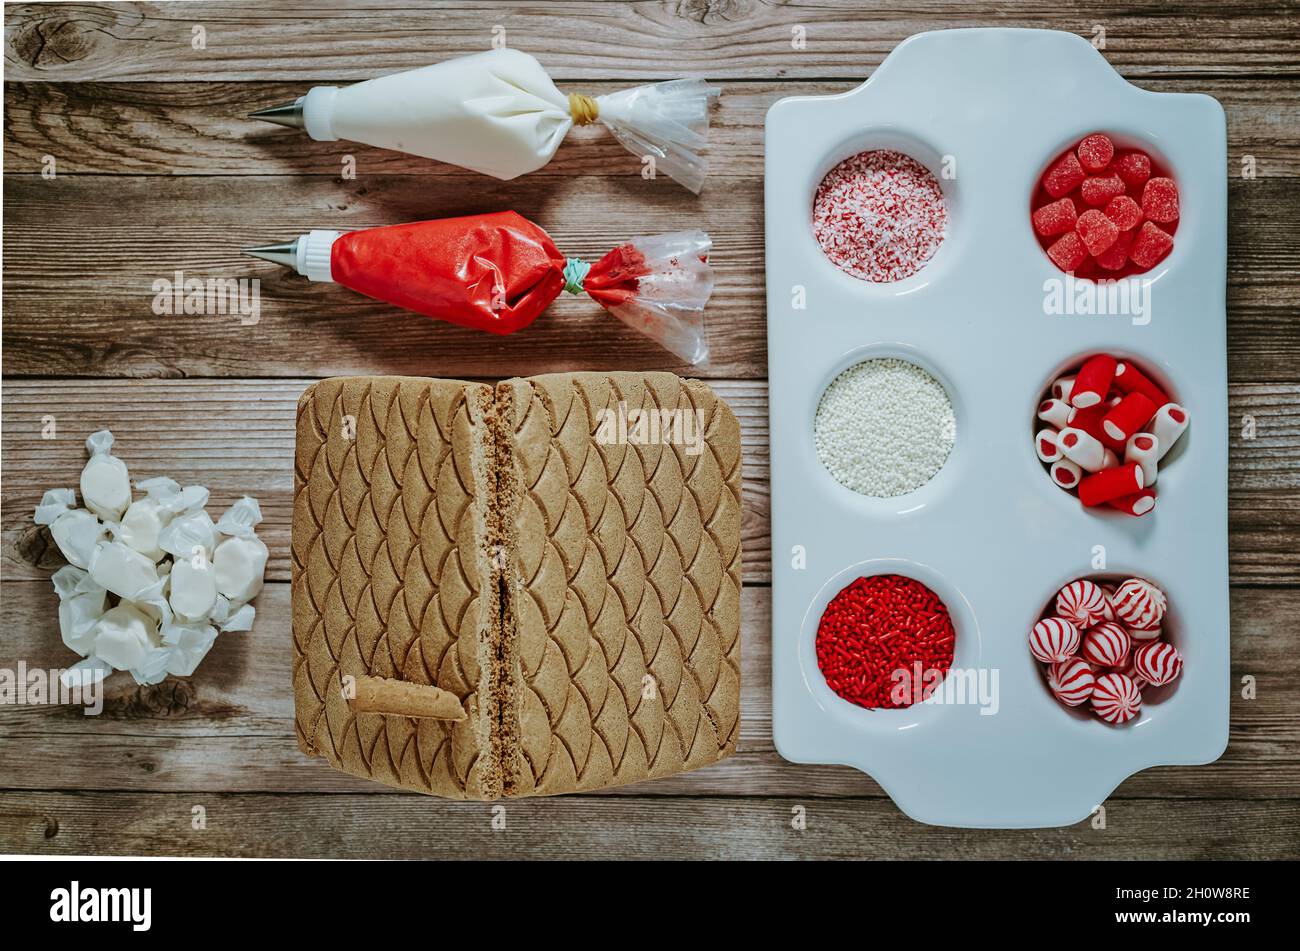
[249,48,720,193]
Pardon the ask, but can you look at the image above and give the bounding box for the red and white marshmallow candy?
[1051,458,1083,489]
[1070,354,1118,409]
[1125,433,1160,487]
[1058,427,1108,472]
[1152,403,1189,460]
[1035,429,1063,463]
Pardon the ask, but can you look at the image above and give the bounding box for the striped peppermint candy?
[1129,625,1162,643]
[1029,616,1080,663]
[1118,656,1150,689]
[1055,579,1111,628]
[1091,672,1143,724]
[1112,578,1167,631]
[1049,658,1096,706]
[1081,621,1131,667]
[1133,641,1183,686]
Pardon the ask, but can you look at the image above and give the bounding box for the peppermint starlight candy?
[1129,624,1162,643]
[1113,578,1167,630]
[1133,641,1183,686]
[1055,579,1111,628]
[1091,672,1143,724]
[1118,656,1149,690]
[1081,621,1131,667]
[1029,616,1080,663]
[1049,657,1097,706]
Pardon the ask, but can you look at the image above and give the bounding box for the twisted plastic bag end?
[583,231,713,365]
[596,79,721,194]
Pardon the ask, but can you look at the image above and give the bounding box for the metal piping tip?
[242,239,300,268]
[248,98,306,129]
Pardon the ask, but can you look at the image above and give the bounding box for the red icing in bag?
[326,211,714,362]
[330,211,566,335]
[583,243,650,310]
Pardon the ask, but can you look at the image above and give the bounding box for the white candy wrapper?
[211,596,256,633]
[91,603,161,672]
[51,566,108,657]
[88,540,162,602]
[34,489,106,569]
[214,497,269,602]
[116,477,182,559]
[169,556,218,621]
[588,231,714,364]
[33,428,267,686]
[158,622,220,677]
[59,657,112,691]
[260,49,719,193]
[80,430,132,521]
[158,508,218,561]
[595,79,719,195]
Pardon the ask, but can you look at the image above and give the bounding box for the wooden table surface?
[3,1,1299,859]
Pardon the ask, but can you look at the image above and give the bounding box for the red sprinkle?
[815,574,956,710]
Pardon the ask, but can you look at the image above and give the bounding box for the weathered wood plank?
[4,78,1297,178]
[0,174,772,378]
[2,582,1296,799]
[2,176,1297,381]
[2,379,1298,585]
[5,2,1299,82]
[3,790,1297,858]
[0,378,765,581]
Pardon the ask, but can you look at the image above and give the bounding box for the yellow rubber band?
[568,92,600,126]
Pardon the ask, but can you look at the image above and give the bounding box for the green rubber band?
[563,257,590,296]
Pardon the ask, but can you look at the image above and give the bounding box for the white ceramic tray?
[765,28,1228,828]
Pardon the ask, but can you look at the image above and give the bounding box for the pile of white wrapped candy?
[33,430,267,687]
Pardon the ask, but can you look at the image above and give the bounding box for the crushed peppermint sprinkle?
[813,149,948,283]
[815,358,956,497]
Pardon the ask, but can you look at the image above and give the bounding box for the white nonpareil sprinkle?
[815,358,956,497]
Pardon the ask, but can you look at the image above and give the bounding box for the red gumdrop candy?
[1142,177,1180,224]
[1047,231,1089,272]
[1129,221,1174,268]
[1095,230,1135,271]
[1032,197,1078,236]
[1114,151,1152,189]
[1076,209,1120,257]
[1104,195,1143,231]
[1043,151,1086,198]
[1080,173,1126,207]
[1074,255,1101,280]
[1077,133,1115,173]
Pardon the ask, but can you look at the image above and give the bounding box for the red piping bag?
[244,211,713,363]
